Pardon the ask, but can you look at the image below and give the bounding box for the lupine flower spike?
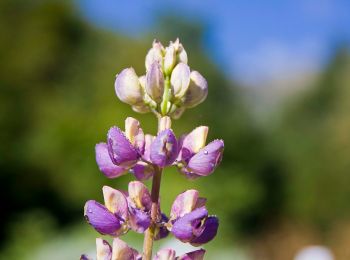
[83,39,224,260]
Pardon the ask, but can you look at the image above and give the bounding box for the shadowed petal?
[187,140,224,176]
[129,207,151,233]
[154,248,176,260]
[177,249,206,260]
[150,129,178,167]
[154,214,170,240]
[112,238,140,260]
[170,190,199,220]
[171,207,208,243]
[84,200,121,236]
[95,143,127,178]
[96,238,112,260]
[80,255,93,260]
[103,186,128,221]
[190,216,219,246]
[131,162,154,181]
[107,127,139,167]
[128,181,152,211]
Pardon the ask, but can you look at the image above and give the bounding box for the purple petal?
[125,117,145,154]
[96,238,112,260]
[187,140,224,176]
[154,248,176,260]
[128,181,152,211]
[84,200,122,236]
[150,129,178,167]
[190,216,219,246]
[131,162,154,181]
[103,186,128,221]
[95,143,127,178]
[112,238,140,260]
[128,207,151,233]
[178,249,206,260]
[80,255,92,260]
[171,207,208,243]
[107,127,139,167]
[170,190,199,220]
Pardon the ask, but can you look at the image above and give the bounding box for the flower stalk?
[82,39,224,260]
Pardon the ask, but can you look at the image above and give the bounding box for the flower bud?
[146,62,164,102]
[183,71,208,108]
[164,45,176,75]
[170,63,190,99]
[115,68,144,105]
[145,40,164,71]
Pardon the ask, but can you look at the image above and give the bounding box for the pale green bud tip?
[183,71,208,108]
[115,68,143,105]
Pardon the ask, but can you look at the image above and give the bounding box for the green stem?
[160,76,171,115]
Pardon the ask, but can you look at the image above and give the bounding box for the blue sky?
[77,0,350,86]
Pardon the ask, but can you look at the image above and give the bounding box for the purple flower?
[84,186,128,236]
[150,129,178,167]
[176,126,224,178]
[154,248,206,260]
[168,190,218,246]
[83,239,204,260]
[96,117,150,178]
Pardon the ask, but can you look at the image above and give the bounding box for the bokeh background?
[1,0,350,259]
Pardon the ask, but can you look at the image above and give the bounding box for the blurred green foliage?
[0,0,350,259]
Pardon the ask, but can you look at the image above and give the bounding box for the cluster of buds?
[82,39,224,260]
[115,39,208,118]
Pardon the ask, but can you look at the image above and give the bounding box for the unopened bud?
[145,40,164,71]
[183,71,208,108]
[170,63,190,99]
[115,68,144,105]
[164,45,176,75]
[145,62,164,103]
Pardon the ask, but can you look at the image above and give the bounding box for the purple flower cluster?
[81,238,206,260]
[96,117,224,180]
[82,39,224,260]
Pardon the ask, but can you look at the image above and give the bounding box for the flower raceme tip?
[114,39,208,118]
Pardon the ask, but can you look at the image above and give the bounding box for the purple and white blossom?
[176,126,224,178]
[168,190,219,246]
